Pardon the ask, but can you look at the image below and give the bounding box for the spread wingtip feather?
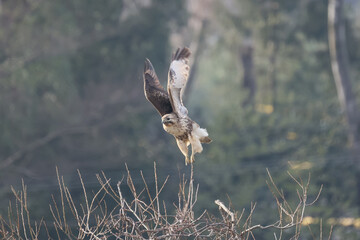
[172,47,191,61]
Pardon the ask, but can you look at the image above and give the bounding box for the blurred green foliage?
[0,0,360,238]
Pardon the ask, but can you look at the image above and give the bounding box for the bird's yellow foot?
[190,156,195,164]
[185,157,190,165]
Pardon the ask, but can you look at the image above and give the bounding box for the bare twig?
[1,165,323,239]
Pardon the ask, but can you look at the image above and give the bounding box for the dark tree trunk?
[269,42,278,109]
[184,20,208,101]
[240,40,256,107]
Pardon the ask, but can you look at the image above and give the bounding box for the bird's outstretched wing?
[143,58,173,116]
[167,47,191,118]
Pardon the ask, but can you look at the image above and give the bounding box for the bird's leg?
[190,143,197,164]
[189,136,203,164]
[176,139,189,165]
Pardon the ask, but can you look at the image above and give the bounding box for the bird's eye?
[167,118,170,121]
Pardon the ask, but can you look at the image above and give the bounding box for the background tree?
[328,0,360,211]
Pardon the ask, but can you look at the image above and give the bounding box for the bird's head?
[161,113,177,126]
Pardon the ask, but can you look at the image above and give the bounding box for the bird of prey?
[143,47,211,165]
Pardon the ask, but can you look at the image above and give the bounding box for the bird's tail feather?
[200,136,212,144]
[193,127,212,143]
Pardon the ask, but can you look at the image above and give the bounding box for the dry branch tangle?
[1,164,321,239]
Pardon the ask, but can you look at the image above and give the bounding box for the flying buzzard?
[143,47,211,165]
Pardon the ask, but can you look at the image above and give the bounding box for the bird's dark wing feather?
[172,47,191,62]
[143,58,173,116]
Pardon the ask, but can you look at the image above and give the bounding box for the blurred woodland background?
[1,0,360,238]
